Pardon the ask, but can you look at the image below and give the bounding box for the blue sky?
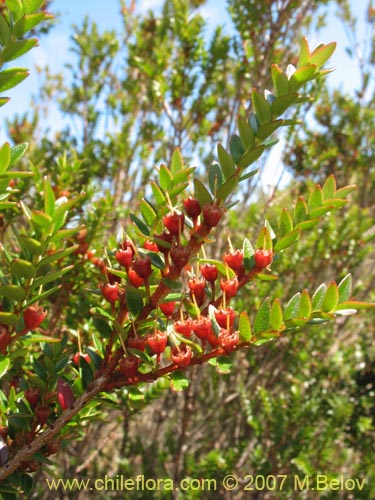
[0,0,368,149]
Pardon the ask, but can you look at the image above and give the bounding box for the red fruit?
[254,249,273,270]
[200,264,218,282]
[159,302,176,318]
[144,240,159,252]
[57,378,75,410]
[163,212,185,235]
[116,247,133,267]
[223,250,244,272]
[171,345,192,367]
[0,327,11,354]
[170,245,190,269]
[119,356,140,378]
[147,330,168,355]
[132,256,152,279]
[214,307,236,329]
[127,336,146,351]
[35,405,51,426]
[220,277,239,299]
[202,204,223,228]
[128,268,144,288]
[183,197,201,219]
[174,319,192,337]
[23,306,47,330]
[72,352,91,365]
[101,283,120,303]
[191,317,213,340]
[218,330,240,353]
[25,388,39,407]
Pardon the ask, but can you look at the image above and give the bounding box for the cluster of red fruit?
[86,198,273,380]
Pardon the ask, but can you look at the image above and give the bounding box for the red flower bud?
[101,283,120,303]
[183,197,201,219]
[173,319,192,337]
[127,336,146,351]
[23,306,47,330]
[200,264,218,282]
[214,307,236,329]
[163,212,185,235]
[115,247,133,267]
[220,277,239,299]
[218,329,240,353]
[159,301,176,318]
[144,240,159,252]
[223,250,244,272]
[35,405,51,426]
[170,245,190,269]
[171,344,192,367]
[57,378,75,410]
[202,204,223,228]
[25,388,39,407]
[191,317,213,340]
[254,249,273,270]
[119,356,140,378]
[147,330,168,355]
[132,255,152,279]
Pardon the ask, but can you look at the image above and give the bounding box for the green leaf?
[270,299,284,331]
[335,300,375,311]
[334,185,356,198]
[30,210,53,230]
[338,274,352,302]
[0,356,10,378]
[0,284,25,301]
[254,298,271,334]
[1,38,38,62]
[13,13,45,37]
[37,245,77,268]
[238,116,255,149]
[322,281,339,313]
[193,178,213,206]
[209,356,233,374]
[93,317,112,338]
[170,148,183,176]
[229,134,244,163]
[0,67,29,92]
[248,112,259,133]
[0,97,11,107]
[294,196,308,223]
[294,218,321,231]
[0,14,11,45]
[271,64,289,96]
[237,145,265,169]
[80,356,94,390]
[159,164,173,190]
[151,182,166,207]
[322,175,336,200]
[299,290,312,319]
[19,235,43,256]
[289,65,317,91]
[208,163,223,195]
[308,185,324,211]
[298,37,310,67]
[279,208,293,237]
[22,334,61,344]
[243,237,254,271]
[31,265,74,289]
[0,142,11,174]
[10,258,36,279]
[256,225,272,250]
[170,371,189,391]
[252,89,272,124]
[239,311,252,342]
[312,283,327,310]
[147,251,164,270]
[0,312,18,325]
[6,0,24,20]
[309,42,336,69]
[256,120,283,140]
[43,177,55,217]
[284,293,301,320]
[129,213,149,236]
[125,288,143,317]
[271,93,298,115]
[274,229,300,252]
[217,143,235,179]
[216,176,237,202]
[140,199,157,226]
